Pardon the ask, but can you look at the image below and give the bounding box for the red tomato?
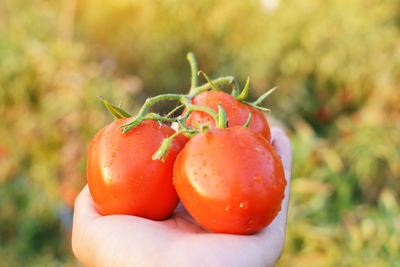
[184,91,271,141]
[87,118,187,220]
[173,126,286,234]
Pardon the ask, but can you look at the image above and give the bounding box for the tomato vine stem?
[187,52,198,93]
[243,111,253,127]
[120,77,235,133]
[235,77,250,101]
[198,71,221,92]
[101,53,276,135]
[217,103,228,128]
[152,129,199,161]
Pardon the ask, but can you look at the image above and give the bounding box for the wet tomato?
[87,118,187,220]
[184,91,271,141]
[173,126,286,234]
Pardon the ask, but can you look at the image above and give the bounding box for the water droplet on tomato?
[134,180,140,187]
[254,175,262,182]
[225,205,231,212]
[239,200,249,209]
[246,149,250,154]
[247,218,254,225]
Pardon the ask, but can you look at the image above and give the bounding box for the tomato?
[173,126,286,234]
[184,91,271,141]
[87,118,187,220]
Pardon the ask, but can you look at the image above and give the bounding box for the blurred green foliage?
[1,0,399,266]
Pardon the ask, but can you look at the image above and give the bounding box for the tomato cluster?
[87,54,286,234]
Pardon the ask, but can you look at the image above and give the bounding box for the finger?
[271,126,292,212]
[72,185,101,263]
[271,126,292,186]
[73,185,101,225]
[255,127,292,256]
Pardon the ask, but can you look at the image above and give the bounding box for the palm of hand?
[72,127,291,267]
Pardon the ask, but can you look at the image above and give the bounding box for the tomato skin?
[87,118,187,220]
[173,127,286,234]
[185,91,271,141]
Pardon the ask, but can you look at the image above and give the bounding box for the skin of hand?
[72,127,292,267]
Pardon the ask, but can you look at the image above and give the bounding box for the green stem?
[243,111,253,127]
[252,86,278,106]
[137,94,183,118]
[236,77,250,101]
[152,129,199,162]
[121,94,184,132]
[144,114,179,123]
[119,75,237,133]
[217,103,228,128]
[189,76,236,97]
[165,104,184,118]
[242,101,271,112]
[121,115,180,134]
[187,52,198,93]
[186,104,219,124]
[122,76,236,131]
[198,71,220,92]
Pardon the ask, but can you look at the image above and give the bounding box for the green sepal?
[217,103,228,128]
[244,111,253,127]
[236,77,250,101]
[152,137,172,162]
[187,52,198,93]
[252,86,278,106]
[152,129,199,162]
[99,96,133,119]
[120,118,143,133]
[242,101,271,112]
[198,71,221,91]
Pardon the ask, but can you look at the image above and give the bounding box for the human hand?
[72,127,292,267]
